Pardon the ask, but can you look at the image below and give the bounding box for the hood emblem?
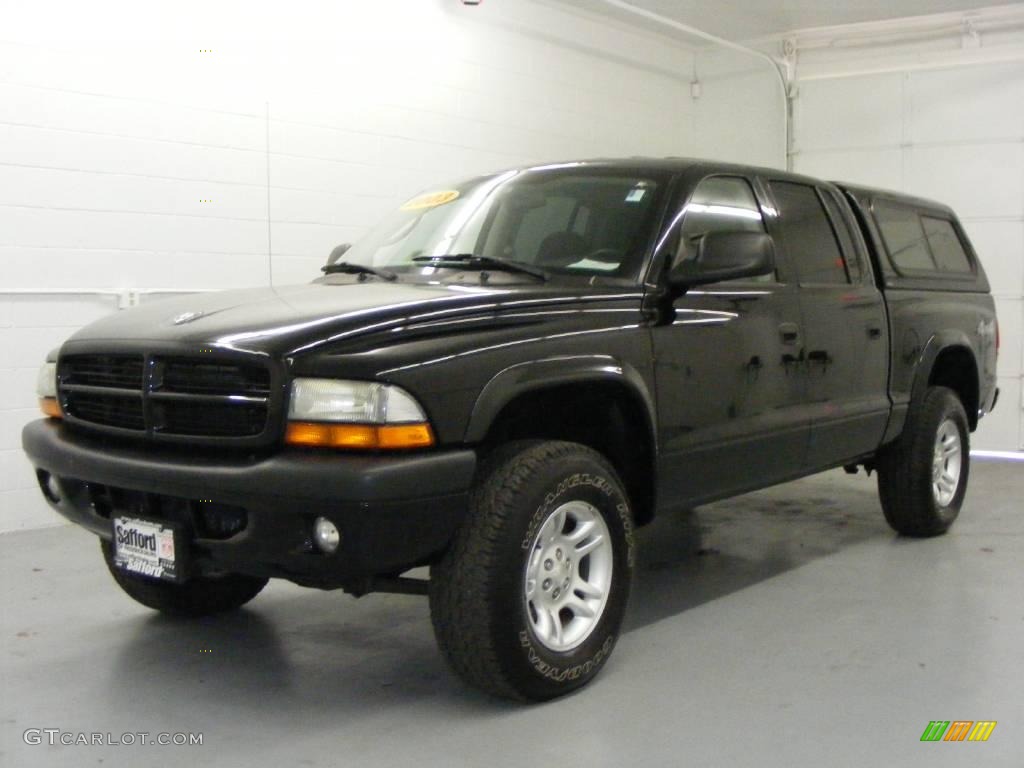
[171,311,205,326]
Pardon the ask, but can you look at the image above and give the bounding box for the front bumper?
[22,419,476,587]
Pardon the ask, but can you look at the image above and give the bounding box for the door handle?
[779,323,800,345]
[867,326,882,340]
[807,350,832,365]
[782,350,804,368]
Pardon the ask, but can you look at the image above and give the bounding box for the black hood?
[65,279,640,358]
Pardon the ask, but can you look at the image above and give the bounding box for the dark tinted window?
[873,201,935,271]
[769,182,850,284]
[673,176,770,281]
[491,176,659,274]
[680,176,765,242]
[512,196,577,261]
[923,216,972,273]
[342,171,662,278]
[821,192,862,282]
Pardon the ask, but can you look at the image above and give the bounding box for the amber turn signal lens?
[39,397,62,419]
[285,422,434,450]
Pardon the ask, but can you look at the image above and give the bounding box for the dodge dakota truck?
[23,158,999,700]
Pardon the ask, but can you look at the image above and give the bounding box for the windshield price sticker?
[400,190,460,211]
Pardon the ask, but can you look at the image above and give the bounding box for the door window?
[821,192,863,283]
[769,181,851,285]
[672,176,771,281]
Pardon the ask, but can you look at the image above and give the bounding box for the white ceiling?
[563,0,1013,41]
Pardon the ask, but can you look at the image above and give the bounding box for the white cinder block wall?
[0,0,696,531]
[690,50,787,168]
[788,7,1024,451]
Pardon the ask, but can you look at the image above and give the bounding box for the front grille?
[59,353,274,443]
[62,354,144,389]
[161,358,271,397]
[64,391,145,431]
[153,400,267,437]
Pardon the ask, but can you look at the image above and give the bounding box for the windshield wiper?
[411,254,548,282]
[321,261,397,281]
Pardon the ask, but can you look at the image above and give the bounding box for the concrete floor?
[2,461,1021,768]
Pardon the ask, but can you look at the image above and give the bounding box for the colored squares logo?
[921,721,997,742]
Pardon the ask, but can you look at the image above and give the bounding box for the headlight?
[285,379,433,449]
[288,379,426,423]
[37,362,61,418]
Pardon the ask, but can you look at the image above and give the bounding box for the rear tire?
[101,540,268,617]
[429,440,635,701]
[876,386,970,537]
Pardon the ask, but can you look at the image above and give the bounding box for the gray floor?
[2,461,1021,768]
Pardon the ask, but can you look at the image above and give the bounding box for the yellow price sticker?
[400,190,460,211]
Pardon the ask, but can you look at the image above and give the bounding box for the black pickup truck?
[23,158,999,700]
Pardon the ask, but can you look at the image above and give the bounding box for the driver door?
[652,174,810,508]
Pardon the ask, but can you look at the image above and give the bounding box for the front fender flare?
[463,355,657,446]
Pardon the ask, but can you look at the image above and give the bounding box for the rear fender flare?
[910,330,980,421]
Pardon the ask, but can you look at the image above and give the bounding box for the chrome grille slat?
[149,391,268,404]
[60,384,143,397]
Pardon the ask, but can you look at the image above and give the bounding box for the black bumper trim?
[23,419,476,504]
[22,419,477,586]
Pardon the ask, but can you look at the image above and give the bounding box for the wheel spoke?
[566,597,595,619]
[546,509,566,544]
[565,519,598,543]
[527,548,543,577]
[574,534,605,557]
[574,579,604,600]
[532,601,551,638]
[548,608,563,644]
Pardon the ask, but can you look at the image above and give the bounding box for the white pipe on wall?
[596,0,792,169]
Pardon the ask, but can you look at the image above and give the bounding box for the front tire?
[877,386,970,537]
[430,441,635,701]
[101,540,268,617]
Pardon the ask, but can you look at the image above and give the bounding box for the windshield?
[339,164,666,281]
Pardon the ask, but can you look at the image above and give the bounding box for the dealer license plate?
[112,517,184,582]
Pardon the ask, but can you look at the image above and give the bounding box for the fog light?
[314,517,341,554]
[36,470,61,503]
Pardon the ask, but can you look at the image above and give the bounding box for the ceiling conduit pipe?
[598,0,793,170]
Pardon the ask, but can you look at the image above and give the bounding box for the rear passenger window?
[922,216,972,273]
[769,181,850,284]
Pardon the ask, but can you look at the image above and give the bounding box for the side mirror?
[326,243,352,268]
[669,231,775,288]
